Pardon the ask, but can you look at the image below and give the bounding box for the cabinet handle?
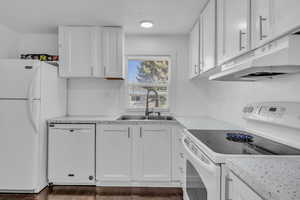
[259,16,268,40]
[128,127,130,138]
[90,66,94,76]
[225,176,233,200]
[103,66,106,77]
[140,127,142,138]
[239,30,246,51]
[194,65,197,74]
[179,152,184,158]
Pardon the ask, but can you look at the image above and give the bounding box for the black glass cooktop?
[188,130,300,155]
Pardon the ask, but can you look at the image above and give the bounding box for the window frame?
[125,55,172,112]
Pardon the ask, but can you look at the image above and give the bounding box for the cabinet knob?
[88,175,94,180]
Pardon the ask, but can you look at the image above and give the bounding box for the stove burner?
[226,133,254,143]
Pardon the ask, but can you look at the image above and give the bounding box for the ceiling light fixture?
[140,21,154,29]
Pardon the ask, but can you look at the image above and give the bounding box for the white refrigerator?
[0,59,67,193]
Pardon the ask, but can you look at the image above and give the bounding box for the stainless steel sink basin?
[117,115,175,121]
[117,115,147,120]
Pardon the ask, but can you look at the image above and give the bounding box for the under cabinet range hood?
[210,34,300,81]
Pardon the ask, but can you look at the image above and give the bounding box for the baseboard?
[96,181,181,187]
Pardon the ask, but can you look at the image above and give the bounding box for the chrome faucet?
[145,88,159,118]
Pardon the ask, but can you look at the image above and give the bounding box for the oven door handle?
[182,137,216,173]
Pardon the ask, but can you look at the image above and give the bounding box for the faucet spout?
[145,88,159,118]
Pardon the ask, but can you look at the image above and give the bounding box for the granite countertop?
[48,115,237,130]
[227,157,300,200]
[48,115,178,125]
[48,115,118,123]
[175,116,238,130]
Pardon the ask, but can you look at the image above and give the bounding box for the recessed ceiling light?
[140,21,154,29]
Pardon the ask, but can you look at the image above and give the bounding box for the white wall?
[0,25,58,58]
[17,33,58,55]
[204,74,300,125]
[124,35,209,116]
[68,79,123,116]
[203,74,300,148]
[0,24,19,58]
[67,34,209,116]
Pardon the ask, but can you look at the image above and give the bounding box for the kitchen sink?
[117,115,175,121]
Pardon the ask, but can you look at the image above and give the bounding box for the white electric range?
[181,102,300,200]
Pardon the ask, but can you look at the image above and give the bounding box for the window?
[127,56,170,110]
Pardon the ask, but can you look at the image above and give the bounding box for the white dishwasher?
[48,123,95,185]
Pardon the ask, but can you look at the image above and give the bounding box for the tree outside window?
[127,57,170,109]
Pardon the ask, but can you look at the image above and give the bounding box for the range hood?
[210,34,300,81]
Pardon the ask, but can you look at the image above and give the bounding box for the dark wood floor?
[0,186,183,200]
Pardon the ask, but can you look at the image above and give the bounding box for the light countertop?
[174,116,238,130]
[226,157,300,200]
[48,115,238,130]
[48,115,118,123]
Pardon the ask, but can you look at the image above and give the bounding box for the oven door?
[183,137,221,200]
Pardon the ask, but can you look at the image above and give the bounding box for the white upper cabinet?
[59,26,98,77]
[102,27,124,79]
[59,26,124,79]
[217,0,250,64]
[200,0,216,72]
[251,0,271,49]
[270,0,300,39]
[189,20,200,78]
[216,0,300,66]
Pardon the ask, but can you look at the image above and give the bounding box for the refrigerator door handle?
[27,99,39,133]
[27,66,40,133]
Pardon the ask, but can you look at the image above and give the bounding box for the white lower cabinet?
[172,127,185,183]
[96,125,132,181]
[48,124,95,185]
[137,125,171,181]
[224,170,263,200]
[96,124,174,186]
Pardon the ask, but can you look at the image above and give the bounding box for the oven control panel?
[243,102,300,129]
[184,137,211,165]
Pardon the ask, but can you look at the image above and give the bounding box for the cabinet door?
[251,0,271,49]
[96,124,132,181]
[189,21,200,78]
[270,0,300,39]
[172,127,185,183]
[138,125,171,181]
[59,26,98,77]
[48,125,95,184]
[201,0,216,72]
[218,0,250,63]
[102,27,124,79]
[230,172,263,200]
[222,172,262,200]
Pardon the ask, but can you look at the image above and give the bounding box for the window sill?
[125,107,170,113]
